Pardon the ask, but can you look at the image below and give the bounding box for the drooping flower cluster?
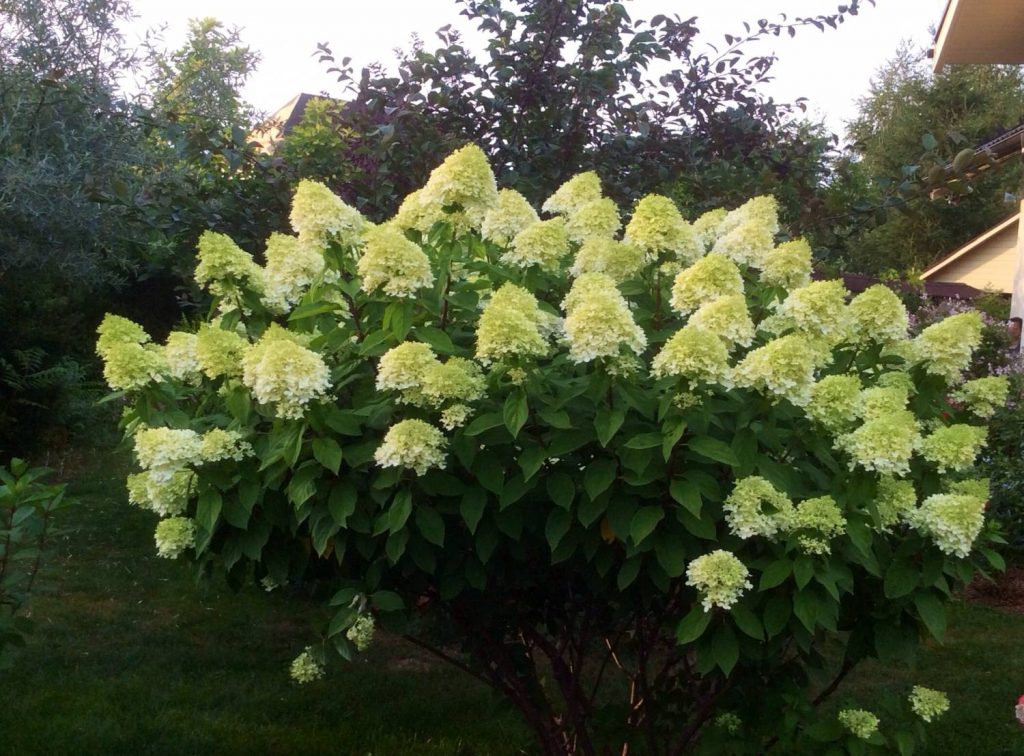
[909,686,950,723]
[475,284,550,365]
[290,179,365,248]
[913,311,984,383]
[906,492,985,557]
[875,476,917,532]
[194,231,263,298]
[357,224,434,298]
[670,253,744,315]
[134,427,203,482]
[374,419,447,476]
[561,273,646,363]
[481,189,539,246]
[651,326,730,387]
[806,374,861,433]
[346,615,376,652]
[504,218,570,271]
[791,496,846,554]
[838,709,879,740]
[200,429,254,462]
[289,647,325,684]
[95,314,166,391]
[686,550,752,611]
[847,285,909,344]
[953,376,1010,418]
[723,476,794,539]
[127,470,194,516]
[241,327,331,419]
[624,194,702,263]
[919,424,987,473]
[154,516,197,559]
[570,238,646,282]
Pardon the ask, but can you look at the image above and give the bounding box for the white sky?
[123,0,948,138]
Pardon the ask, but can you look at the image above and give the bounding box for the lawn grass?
[2,447,1023,755]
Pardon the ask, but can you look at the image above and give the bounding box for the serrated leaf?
[662,419,686,461]
[594,407,625,447]
[669,479,701,517]
[730,604,763,641]
[328,480,358,526]
[546,472,575,510]
[688,436,739,466]
[712,624,739,674]
[759,559,791,590]
[584,458,617,500]
[884,557,918,599]
[545,508,572,552]
[913,592,946,640]
[371,590,404,612]
[629,506,664,545]
[460,488,486,533]
[388,489,413,532]
[503,390,529,438]
[677,606,712,644]
[196,488,222,533]
[312,437,343,474]
[414,505,445,546]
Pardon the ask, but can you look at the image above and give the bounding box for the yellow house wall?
[928,224,1018,294]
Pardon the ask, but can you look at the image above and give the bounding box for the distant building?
[251,93,340,152]
[930,0,1024,338]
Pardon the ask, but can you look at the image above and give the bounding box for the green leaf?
[629,506,664,546]
[460,488,487,534]
[518,446,546,481]
[688,436,739,466]
[763,595,791,637]
[503,390,529,438]
[328,480,358,526]
[921,132,938,151]
[286,464,319,507]
[414,326,455,353]
[546,472,575,510]
[794,556,814,589]
[884,557,919,599]
[654,534,686,577]
[537,407,573,429]
[312,437,343,474]
[371,590,404,612]
[677,606,712,644]
[594,407,625,447]
[196,489,222,533]
[712,625,739,675]
[662,419,686,461]
[913,592,947,640]
[793,590,819,631]
[385,529,408,563]
[730,604,763,641]
[464,412,504,437]
[669,479,701,517]
[584,458,617,500]
[415,505,445,546]
[545,508,572,552]
[624,432,662,450]
[759,559,791,590]
[617,556,642,590]
[388,490,413,532]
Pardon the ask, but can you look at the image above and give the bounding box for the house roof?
[932,0,1024,70]
[811,272,983,300]
[920,212,1019,280]
[251,93,342,151]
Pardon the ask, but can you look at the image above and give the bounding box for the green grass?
[3,448,1024,754]
[0,450,529,755]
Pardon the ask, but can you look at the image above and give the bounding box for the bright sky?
[123,0,948,138]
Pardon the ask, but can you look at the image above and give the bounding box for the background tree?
[824,42,1024,275]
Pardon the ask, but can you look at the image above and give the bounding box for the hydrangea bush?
[97,145,1000,754]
